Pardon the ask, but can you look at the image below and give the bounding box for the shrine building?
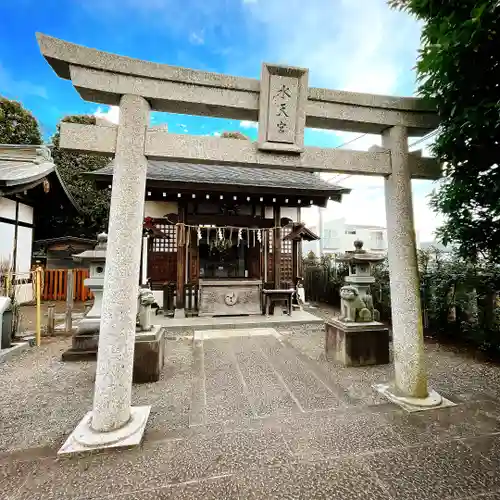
[90,158,349,316]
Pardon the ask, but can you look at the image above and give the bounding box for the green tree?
[51,115,111,236]
[388,1,500,262]
[221,131,249,140]
[0,97,42,145]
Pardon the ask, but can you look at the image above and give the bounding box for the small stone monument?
[62,232,107,361]
[325,240,389,366]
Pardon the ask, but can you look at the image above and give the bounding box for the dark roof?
[91,161,350,196]
[34,236,96,245]
[0,144,55,194]
[283,223,320,242]
[0,144,82,212]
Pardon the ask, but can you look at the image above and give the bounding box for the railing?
[42,269,93,302]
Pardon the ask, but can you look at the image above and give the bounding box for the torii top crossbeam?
[36,33,440,180]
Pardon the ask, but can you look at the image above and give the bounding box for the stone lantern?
[61,232,165,385]
[339,239,385,322]
[62,232,107,361]
[324,240,389,366]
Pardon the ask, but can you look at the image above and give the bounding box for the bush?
[304,248,500,355]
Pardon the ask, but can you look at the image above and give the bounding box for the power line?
[409,129,438,149]
[323,128,438,188]
[323,133,370,185]
[334,132,368,149]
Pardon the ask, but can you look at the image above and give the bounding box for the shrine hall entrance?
[198,229,262,280]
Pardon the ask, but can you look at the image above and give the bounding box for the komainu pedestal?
[325,318,389,367]
[133,326,166,384]
[325,240,389,367]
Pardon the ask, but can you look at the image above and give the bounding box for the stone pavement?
[2,327,500,499]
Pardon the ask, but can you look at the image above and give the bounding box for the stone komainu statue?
[136,287,156,328]
[339,285,380,323]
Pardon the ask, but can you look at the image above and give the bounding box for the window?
[281,226,292,254]
[152,224,177,252]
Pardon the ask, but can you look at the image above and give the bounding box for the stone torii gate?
[37,33,445,454]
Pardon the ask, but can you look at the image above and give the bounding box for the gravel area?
[2,308,500,498]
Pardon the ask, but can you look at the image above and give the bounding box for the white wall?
[144,200,178,217]
[0,198,16,219]
[16,226,33,274]
[0,222,15,266]
[18,203,33,224]
[0,199,34,274]
[280,207,299,222]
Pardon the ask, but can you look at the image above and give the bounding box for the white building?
[303,216,420,257]
[0,144,79,303]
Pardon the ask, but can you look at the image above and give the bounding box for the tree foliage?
[220,131,249,140]
[388,1,500,262]
[0,97,42,145]
[51,115,111,237]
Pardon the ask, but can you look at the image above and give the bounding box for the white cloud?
[189,32,204,45]
[241,0,439,240]
[243,0,421,92]
[94,105,120,124]
[239,120,258,129]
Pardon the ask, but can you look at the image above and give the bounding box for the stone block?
[199,279,261,317]
[325,318,389,367]
[133,326,165,384]
[61,334,98,361]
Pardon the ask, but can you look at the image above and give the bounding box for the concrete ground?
[2,313,500,499]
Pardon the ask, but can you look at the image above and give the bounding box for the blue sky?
[0,0,442,239]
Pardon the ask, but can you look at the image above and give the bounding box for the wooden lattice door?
[148,221,177,284]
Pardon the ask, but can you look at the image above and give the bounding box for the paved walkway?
[2,324,500,499]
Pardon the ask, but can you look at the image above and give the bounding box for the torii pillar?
[59,94,152,453]
[373,126,450,410]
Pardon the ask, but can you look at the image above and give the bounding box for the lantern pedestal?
[62,233,107,361]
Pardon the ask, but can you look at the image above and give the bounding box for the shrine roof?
[0,145,81,212]
[90,160,350,198]
[283,223,320,241]
[0,145,55,194]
